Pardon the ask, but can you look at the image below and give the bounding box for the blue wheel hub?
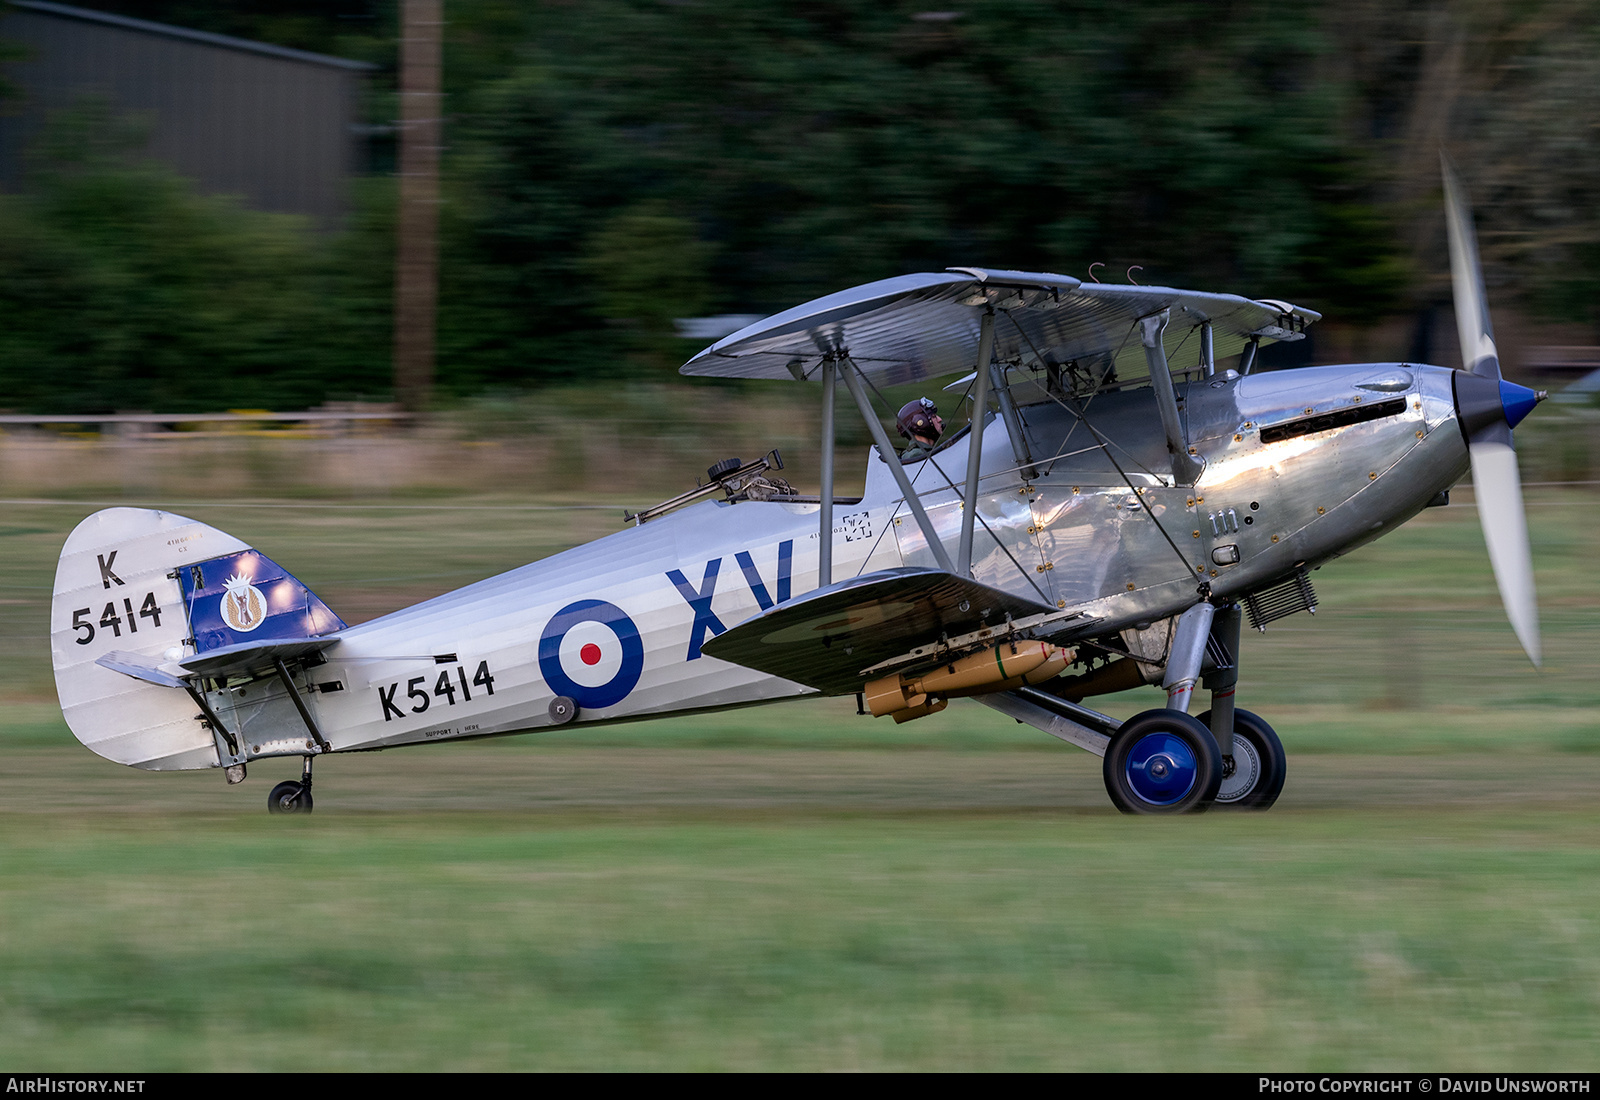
[1125,732,1199,805]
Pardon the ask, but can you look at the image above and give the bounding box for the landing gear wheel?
[1197,708,1286,810]
[267,780,313,815]
[1102,709,1223,815]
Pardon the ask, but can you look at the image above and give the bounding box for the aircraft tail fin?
[176,548,346,654]
[51,508,344,771]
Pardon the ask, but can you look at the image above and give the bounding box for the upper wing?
[700,567,1061,695]
[680,267,1320,387]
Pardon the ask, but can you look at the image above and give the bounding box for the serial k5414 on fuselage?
[50,164,1545,815]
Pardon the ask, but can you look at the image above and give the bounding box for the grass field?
[2,488,1599,1070]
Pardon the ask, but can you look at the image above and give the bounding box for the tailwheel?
[1102,710,1223,815]
[267,780,313,814]
[1197,708,1286,811]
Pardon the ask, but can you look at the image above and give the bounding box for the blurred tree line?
[0,0,1596,413]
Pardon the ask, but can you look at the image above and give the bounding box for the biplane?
[50,161,1544,814]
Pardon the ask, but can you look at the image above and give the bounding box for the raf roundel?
[537,599,645,710]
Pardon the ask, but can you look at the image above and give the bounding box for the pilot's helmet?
[896,397,941,441]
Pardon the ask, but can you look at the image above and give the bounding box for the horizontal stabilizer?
[701,567,1055,695]
[95,650,188,690]
[97,636,342,686]
[177,636,340,679]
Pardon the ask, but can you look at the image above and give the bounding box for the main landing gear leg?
[1102,602,1223,814]
[1196,602,1287,810]
[267,657,329,816]
[267,755,315,815]
[1160,601,1215,714]
[1205,602,1242,772]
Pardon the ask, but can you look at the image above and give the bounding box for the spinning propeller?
[1442,155,1545,665]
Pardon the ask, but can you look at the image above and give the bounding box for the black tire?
[1196,707,1286,810]
[267,780,313,815]
[1103,709,1223,815]
[706,458,743,481]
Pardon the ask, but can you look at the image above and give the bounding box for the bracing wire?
[997,311,1200,578]
[921,454,1055,606]
[836,360,1052,603]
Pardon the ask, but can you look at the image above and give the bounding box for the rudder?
[51,508,345,770]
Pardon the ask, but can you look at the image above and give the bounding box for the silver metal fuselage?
[219,362,1466,763]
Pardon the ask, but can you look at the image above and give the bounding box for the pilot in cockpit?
[897,397,944,463]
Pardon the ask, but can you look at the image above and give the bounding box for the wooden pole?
[394,0,442,414]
